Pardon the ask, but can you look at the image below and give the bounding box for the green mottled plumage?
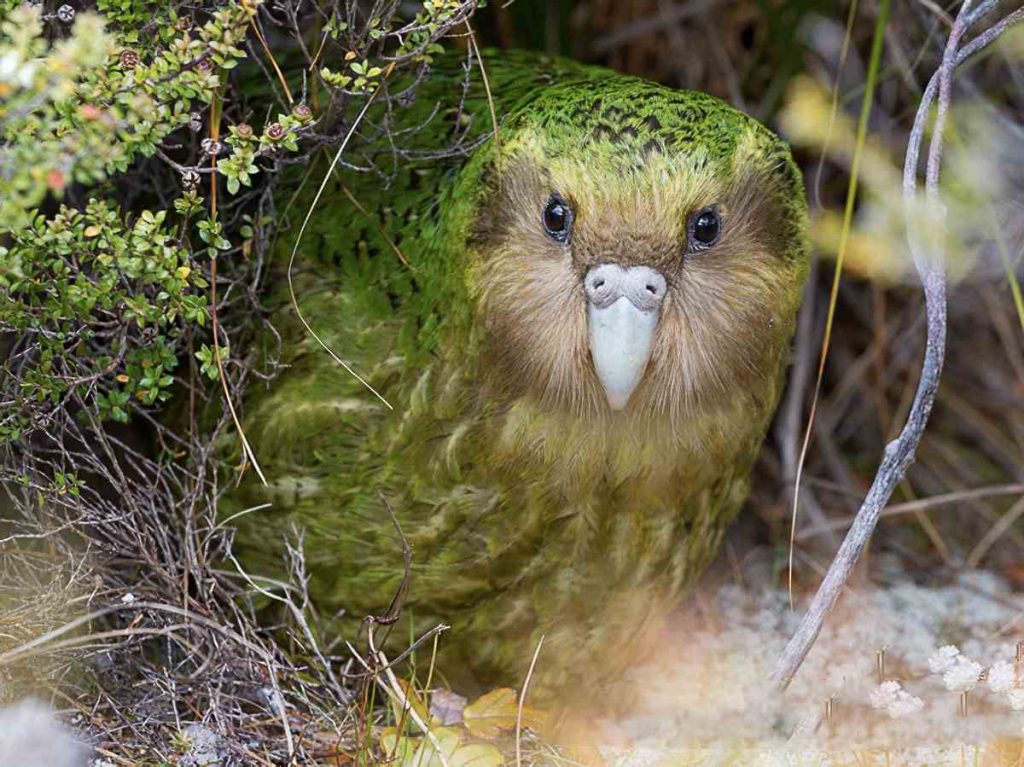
[231,51,809,701]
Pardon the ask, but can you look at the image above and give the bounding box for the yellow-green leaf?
[407,726,461,767]
[378,727,416,762]
[449,743,504,767]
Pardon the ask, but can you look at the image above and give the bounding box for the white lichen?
[871,681,925,719]
[940,654,983,692]
[987,660,1016,693]
[928,645,961,675]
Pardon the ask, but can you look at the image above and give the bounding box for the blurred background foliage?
[1,0,1024,762]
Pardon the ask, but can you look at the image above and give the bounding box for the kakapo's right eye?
[542,194,573,244]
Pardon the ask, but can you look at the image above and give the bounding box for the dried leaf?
[462,687,545,740]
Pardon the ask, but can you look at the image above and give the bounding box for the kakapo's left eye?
[688,205,722,250]
[542,194,573,243]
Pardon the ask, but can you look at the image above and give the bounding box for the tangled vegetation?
[1,1,487,762]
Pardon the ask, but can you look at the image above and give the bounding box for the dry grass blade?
[208,90,268,486]
[787,0,890,611]
[466,20,501,183]
[336,176,414,269]
[967,495,1024,567]
[796,483,1024,540]
[286,74,396,411]
[248,11,294,105]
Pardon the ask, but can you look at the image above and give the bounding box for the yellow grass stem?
[788,0,891,609]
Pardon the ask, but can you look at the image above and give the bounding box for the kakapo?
[231,50,809,700]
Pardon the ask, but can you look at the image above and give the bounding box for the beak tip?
[605,391,631,411]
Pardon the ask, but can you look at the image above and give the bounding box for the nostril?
[592,278,605,290]
[645,284,658,295]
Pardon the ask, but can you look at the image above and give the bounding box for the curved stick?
[771,0,1024,690]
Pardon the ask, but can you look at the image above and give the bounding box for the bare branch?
[771,0,1024,689]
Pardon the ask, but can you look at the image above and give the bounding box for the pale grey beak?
[584,264,666,410]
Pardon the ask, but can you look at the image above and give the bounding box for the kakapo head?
[450,75,809,428]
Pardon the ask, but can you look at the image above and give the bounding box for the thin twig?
[515,635,544,767]
[796,483,1024,540]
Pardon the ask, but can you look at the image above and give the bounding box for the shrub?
[0,1,480,760]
